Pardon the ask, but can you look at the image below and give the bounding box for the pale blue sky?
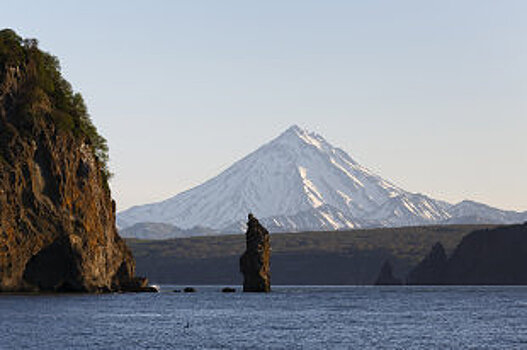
[3,1,526,211]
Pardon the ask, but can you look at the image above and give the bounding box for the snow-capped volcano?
[117,125,526,236]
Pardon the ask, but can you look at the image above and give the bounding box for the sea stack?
[240,214,271,292]
[0,29,150,292]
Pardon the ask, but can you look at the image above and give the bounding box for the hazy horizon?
[3,1,526,212]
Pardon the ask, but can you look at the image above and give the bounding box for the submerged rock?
[374,260,402,285]
[221,287,236,293]
[240,214,271,292]
[119,277,158,293]
[0,29,149,293]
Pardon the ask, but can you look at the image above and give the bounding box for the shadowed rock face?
[240,214,271,292]
[374,260,402,285]
[0,30,147,292]
[407,223,527,285]
[406,242,447,285]
[443,223,527,285]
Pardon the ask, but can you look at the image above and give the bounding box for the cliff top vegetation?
[0,28,110,179]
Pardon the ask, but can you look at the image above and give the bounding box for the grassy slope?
[127,225,495,285]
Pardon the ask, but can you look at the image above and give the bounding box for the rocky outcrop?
[0,29,151,292]
[442,223,527,284]
[374,260,401,285]
[240,214,270,292]
[406,223,527,285]
[406,242,447,285]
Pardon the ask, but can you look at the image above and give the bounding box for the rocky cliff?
[374,260,402,285]
[406,242,447,285]
[0,29,148,292]
[240,214,270,292]
[406,223,527,285]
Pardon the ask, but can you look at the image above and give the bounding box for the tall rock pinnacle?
[240,214,271,292]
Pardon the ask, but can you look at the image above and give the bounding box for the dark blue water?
[1,286,526,349]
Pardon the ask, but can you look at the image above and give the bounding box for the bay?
[1,286,526,349]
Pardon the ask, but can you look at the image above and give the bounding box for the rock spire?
[240,214,271,292]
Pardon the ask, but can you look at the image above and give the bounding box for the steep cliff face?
[240,214,271,292]
[406,223,527,285]
[442,223,527,285]
[0,29,142,292]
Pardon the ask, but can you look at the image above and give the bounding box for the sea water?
[0,286,526,349]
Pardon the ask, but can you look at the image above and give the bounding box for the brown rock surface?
[0,29,149,292]
[240,214,271,292]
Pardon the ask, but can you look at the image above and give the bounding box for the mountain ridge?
[117,125,526,238]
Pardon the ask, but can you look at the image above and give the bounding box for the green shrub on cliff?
[0,28,111,180]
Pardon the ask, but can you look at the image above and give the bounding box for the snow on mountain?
[221,204,363,234]
[367,193,451,227]
[117,125,525,238]
[441,200,527,225]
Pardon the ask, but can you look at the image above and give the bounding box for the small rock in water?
[183,287,196,293]
[120,277,159,293]
[173,289,181,293]
[221,287,236,293]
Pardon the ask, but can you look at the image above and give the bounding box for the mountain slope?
[222,204,363,234]
[118,125,462,235]
[119,223,219,240]
[441,200,527,225]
